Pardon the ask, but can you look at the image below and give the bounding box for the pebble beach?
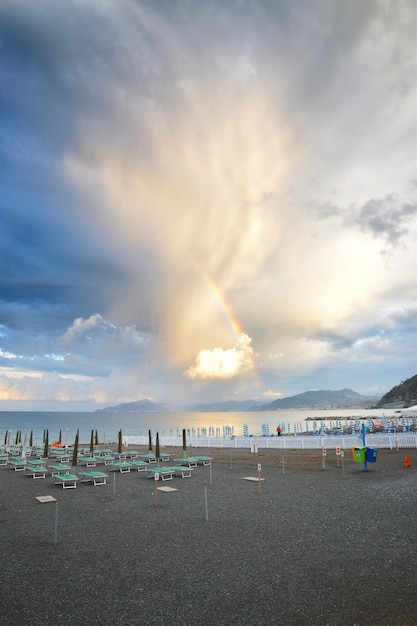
[1,446,416,625]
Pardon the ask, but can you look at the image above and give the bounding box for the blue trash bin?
[366,447,378,463]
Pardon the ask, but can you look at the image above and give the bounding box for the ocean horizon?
[0,408,400,445]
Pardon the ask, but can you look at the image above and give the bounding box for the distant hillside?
[376,374,417,408]
[189,400,265,412]
[256,388,377,411]
[97,389,378,413]
[96,399,170,413]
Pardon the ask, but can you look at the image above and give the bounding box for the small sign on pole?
[336,447,341,467]
[322,447,326,470]
[154,473,159,507]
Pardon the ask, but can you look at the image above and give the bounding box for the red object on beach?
[404,455,411,468]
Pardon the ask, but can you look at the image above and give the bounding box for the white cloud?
[186,333,254,380]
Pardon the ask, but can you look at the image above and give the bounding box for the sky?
[0,0,416,411]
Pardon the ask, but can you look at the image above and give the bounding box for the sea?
[0,408,402,446]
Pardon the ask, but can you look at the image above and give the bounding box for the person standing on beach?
[276,426,282,436]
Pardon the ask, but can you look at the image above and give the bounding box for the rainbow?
[194,261,261,386]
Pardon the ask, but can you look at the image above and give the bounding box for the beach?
[1,446,416,625]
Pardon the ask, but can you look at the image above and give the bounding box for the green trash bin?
[366,447,378,463]
[352,446,366,463]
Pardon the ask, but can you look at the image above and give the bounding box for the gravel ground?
[0,446,416,625]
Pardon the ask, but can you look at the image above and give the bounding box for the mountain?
[376,374,417,408]
[188,400,265,412]
[96,399,170,413]
[255,388,377,411]
[97,389,378,413]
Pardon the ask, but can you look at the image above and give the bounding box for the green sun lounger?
[109,461,133,473]
[49,464,72,475]
[130,460,149,471]
[165,466,193,478]
[146,467,174,481]
[9,458,26,471]
[80,471,108,485]
[53,473,79,489]
[26,465,47,479]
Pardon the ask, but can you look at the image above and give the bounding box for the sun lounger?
[193,456,213,466]
[176,457,198,468]
[165,466,193,478]
[9,458,26,471]
[130,460,149,472]
[53,473,79,489]
[146,467,174,481]
[49,464,72,475]
[80,471,108,485]
[0,454,9,466]
[109,461,133,473]
[78,457,97,467]
[94,455,116,465]
[27,458,46,468]
[177,456,213,467]
[26,465,47,479]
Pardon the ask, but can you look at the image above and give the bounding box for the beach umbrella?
[94,429,99,446]
[155,432,160,464]
[42,430,49,459]
[90,429,94,456]
[72,432,79,470]
[118,429,122,454]
[3,430,8,446]
[148,429,152,452]
[29,430,33,447]
[58,429,62,444]
[15,431,19,445]
[182,428,186,452]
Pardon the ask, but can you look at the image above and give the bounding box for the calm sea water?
[0,408,399,445]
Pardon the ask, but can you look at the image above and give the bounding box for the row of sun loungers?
[0,450,213,488]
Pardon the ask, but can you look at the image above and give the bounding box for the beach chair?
[8,458,26,471]
[80,471,108,486]
[130,460,149,472]
[0,454,9,466]
[166,466,193,478]
[26,465,47,479]
[53,473,79,489]
[194,456,213,466]
[49,464,72,475]
[78,457,97,467]
[176,457,198,468]
[146,467,174,481]
[109,461,133,473]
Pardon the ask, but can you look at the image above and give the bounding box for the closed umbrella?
[118,429,122,454]
[42,430,49,459]
[90,429,94,456]
[148,429,153,452]
[155,432,160,464]
[71,432,79,471]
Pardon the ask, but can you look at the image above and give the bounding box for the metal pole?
[53,502,59,545]
[204,486,208,521]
